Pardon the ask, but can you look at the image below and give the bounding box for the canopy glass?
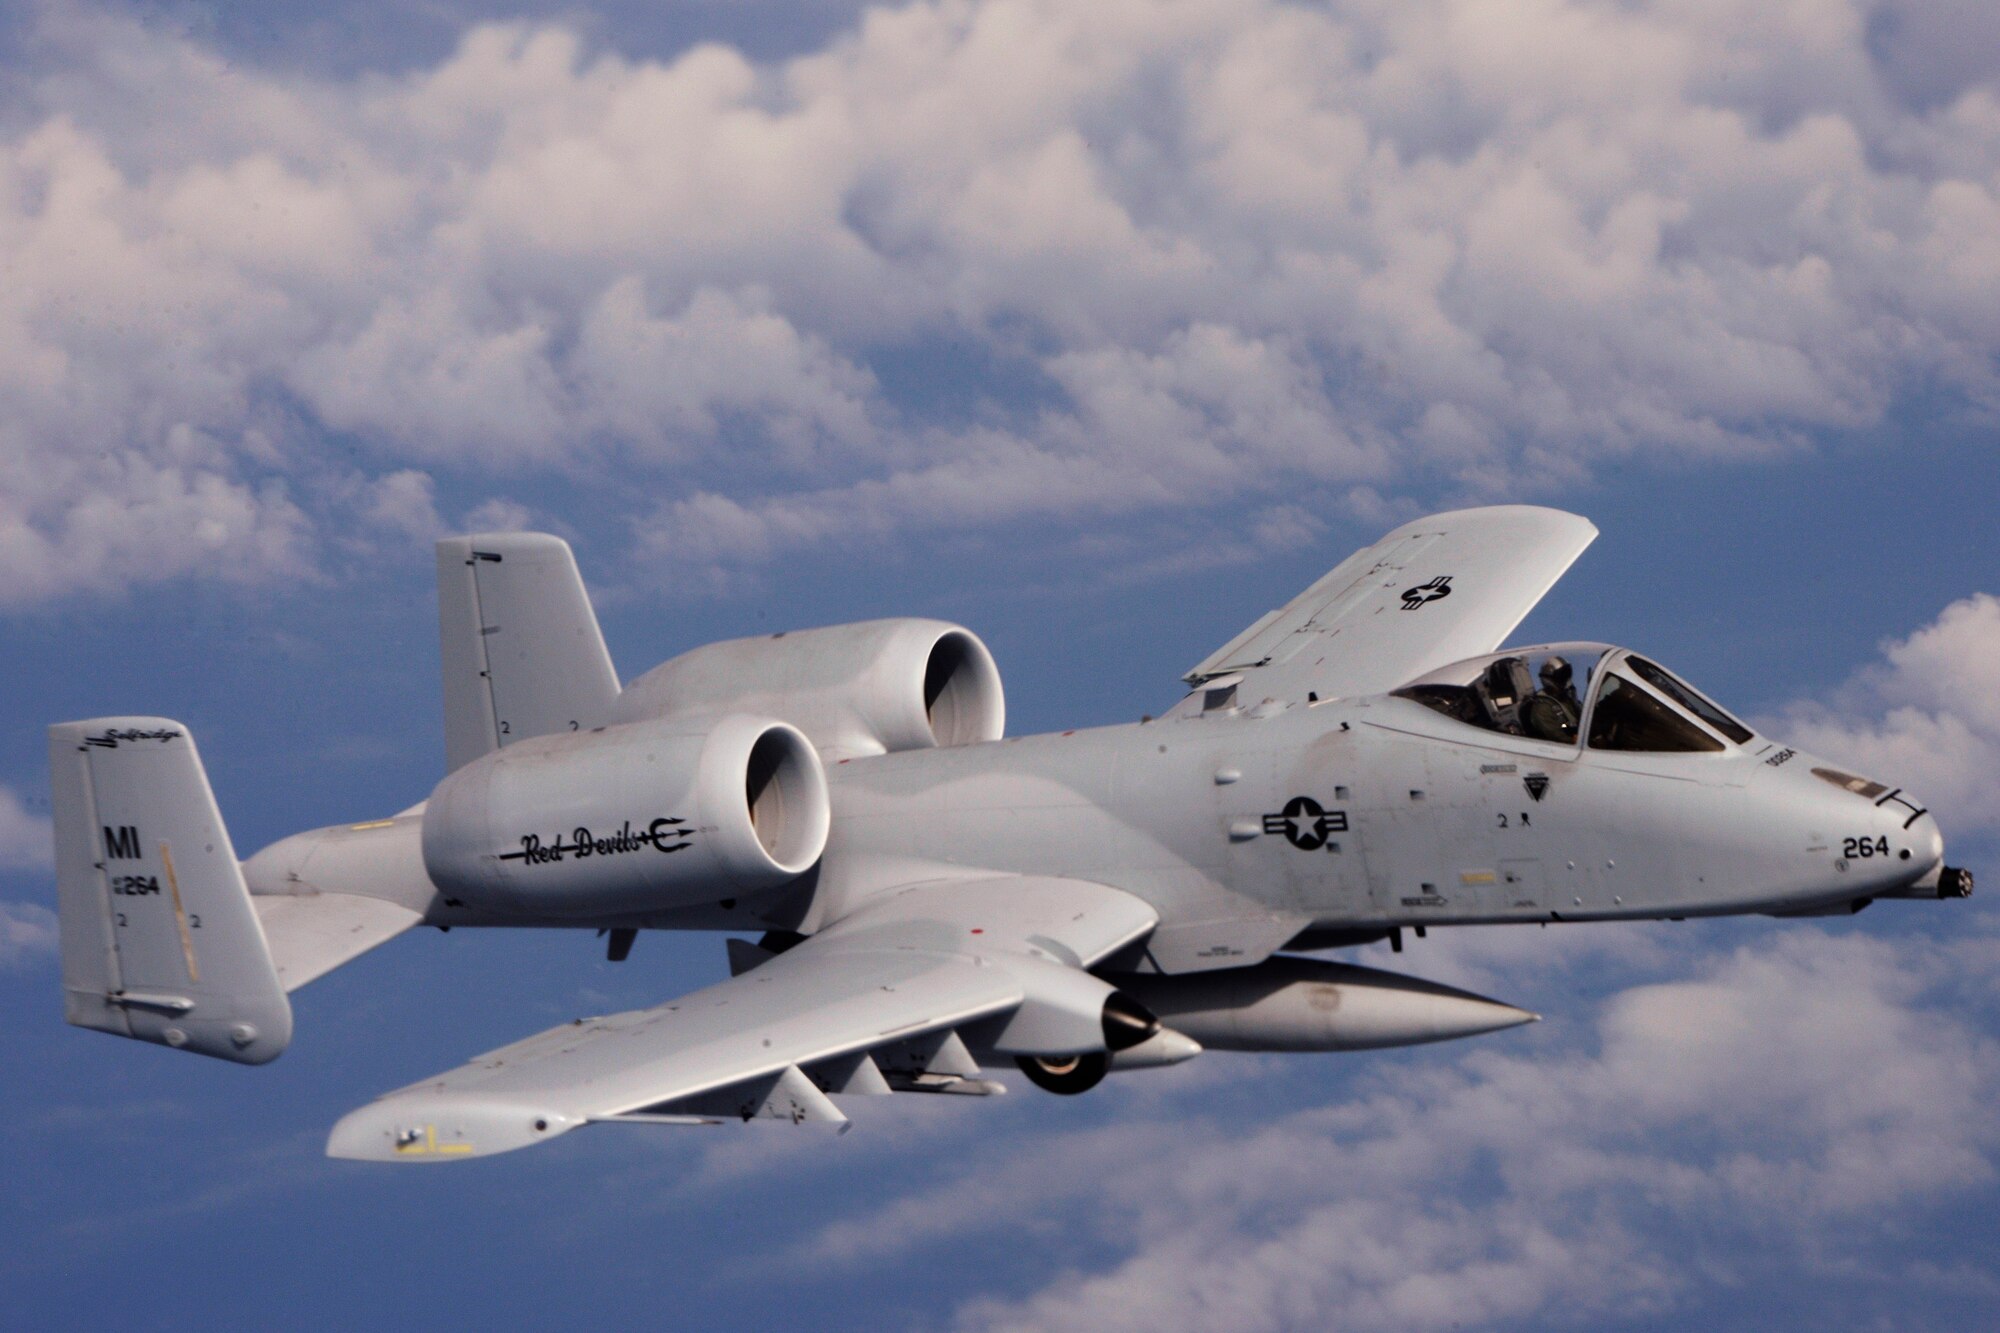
[1392,644,1753,753]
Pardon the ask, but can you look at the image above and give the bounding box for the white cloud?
[774,929,1998,1332]
[0,786,54,870]
[1763,592,2000,836]
[0,901,58,967]
[569,281,880,466]
[0,0,1996,599]
[632,322,1398,567]
[358,469,444,540]
[461,497,535,534]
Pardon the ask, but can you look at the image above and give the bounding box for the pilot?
[1539,656,1579,711]
[1522,655,1581,743]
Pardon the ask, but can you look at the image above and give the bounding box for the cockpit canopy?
[1391,644,1754,753]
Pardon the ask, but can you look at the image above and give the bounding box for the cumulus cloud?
[357,469,444,540]
[777,930,1998,1332]
[0,901,58,967]
[0,786,54,870]
[0,0,1996,599]
[2,787,62,970]
[1763,592,2000,836]
[634,319,1404,570]
[461,496,535,534]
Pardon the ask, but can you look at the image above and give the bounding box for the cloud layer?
[3,0,1998,601]
[774,928,1998,1333]
[0,786,52,870]
[1765,592,2000,838]
[0,900,57,968]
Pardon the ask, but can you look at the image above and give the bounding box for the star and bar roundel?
[1261,796,1348,851]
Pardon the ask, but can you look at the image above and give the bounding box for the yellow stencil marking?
[394,1125,474,1156]
[1460,870,1498,886]
[348,820,396,831]
[159,842,200,983]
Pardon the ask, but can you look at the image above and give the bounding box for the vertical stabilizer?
[50,718,291,1064]
[437,533,621,773]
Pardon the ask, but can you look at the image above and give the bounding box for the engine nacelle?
[422,714,829,919]
[612,618,1004,759]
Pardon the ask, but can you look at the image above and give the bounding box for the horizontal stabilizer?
[253,893,422,992]
[50,718,291,1064]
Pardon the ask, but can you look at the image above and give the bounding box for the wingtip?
[326,1098,583,1163]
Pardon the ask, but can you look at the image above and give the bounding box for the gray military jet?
[50,506,1971,1162]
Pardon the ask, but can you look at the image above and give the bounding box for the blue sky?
[3,1,1999,1329]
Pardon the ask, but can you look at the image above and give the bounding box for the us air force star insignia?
[1261,796,1350,851]
[1400,575,1452,610]
[1523,773,1551,802]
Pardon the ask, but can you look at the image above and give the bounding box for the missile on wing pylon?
[1113,956,1536,1053]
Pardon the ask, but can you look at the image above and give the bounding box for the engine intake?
[613,618,1004,759]
[422,714,829,919]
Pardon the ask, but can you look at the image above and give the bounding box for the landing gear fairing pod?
[48,510,1971,1163]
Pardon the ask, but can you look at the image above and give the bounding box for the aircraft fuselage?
[807,694,1942,950]
[249,688,1944,972]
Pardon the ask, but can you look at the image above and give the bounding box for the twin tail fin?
[49,718,291,1064]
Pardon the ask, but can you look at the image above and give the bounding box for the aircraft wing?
[326,876,1157,1162]
[1179,505,1597,705]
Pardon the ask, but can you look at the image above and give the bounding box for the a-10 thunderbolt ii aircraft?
[51,506,1973,1162]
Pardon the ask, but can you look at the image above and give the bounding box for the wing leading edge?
[327,877,1157,1162]
[1180,505,1597,706]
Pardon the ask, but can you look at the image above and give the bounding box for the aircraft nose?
[1908,808,1945,873]
[1787,760,1966,902]
[1852,794,1943,893]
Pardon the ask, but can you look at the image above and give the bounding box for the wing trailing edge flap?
[1177,505,1598,708]
[327,876,1157,1163]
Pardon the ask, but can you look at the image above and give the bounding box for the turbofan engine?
[422,714,829,919]
[612,618,1004,759]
